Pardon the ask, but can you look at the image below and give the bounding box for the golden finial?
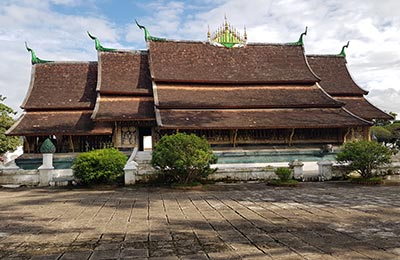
[244,26,247,41]
[207,25,210,41]
[209,16,247,48]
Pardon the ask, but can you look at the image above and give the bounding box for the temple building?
[7,19,392,154]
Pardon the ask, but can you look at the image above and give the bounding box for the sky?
[1,0,400,118]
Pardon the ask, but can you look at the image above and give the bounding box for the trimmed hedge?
[72,148,127,185]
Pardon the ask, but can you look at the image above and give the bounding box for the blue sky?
[1,0,400,116]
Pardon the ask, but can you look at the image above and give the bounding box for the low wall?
[0,166,74,187]
[0,168,39,186]
[209,166,277,181]
[332,162,400,178]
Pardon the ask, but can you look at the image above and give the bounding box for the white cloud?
[0,0,120,114]
[367,88,400,116]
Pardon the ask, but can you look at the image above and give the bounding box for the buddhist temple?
[7,19,391,155]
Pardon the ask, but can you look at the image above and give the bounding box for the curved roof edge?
[363,97,394,120]
[307,54,368,95]
[341,106,374,126]
[314,82,345,107]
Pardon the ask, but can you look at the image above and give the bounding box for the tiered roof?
[307,55,392,120]
[9,20,388,137]
[150,40,370,129]
[7,62,112,136]
[91,51,155,122]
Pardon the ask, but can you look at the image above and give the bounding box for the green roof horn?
[25,42,52,65]
[135,20,166,42]
[338,41,350,57]
[87,31,116,52]
[289,26,308,46]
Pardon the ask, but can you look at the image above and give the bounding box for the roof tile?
[7,111,112,136]
[157,108,371,129]
[149,41,319,84]
[156,83,341,108]
[22,62,97,110]
[335,97,392,120]
[92,96,155,121]
[99,51,152,95]
[307,55,368,95]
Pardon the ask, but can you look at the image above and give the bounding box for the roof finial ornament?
[339,41,350,57]
[25,42,52,65]
[289,26,308,46]
[87,31,116,52]
[209,16,247,48]
[207,25,211,41]
[135,20,166,42]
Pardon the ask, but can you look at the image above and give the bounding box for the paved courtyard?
[0,182,400,260]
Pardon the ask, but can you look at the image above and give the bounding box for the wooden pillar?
[233,129,238,147]
[23,136,30,154]
[289,128,295,146]
[343,128,351,143]
[365,126,371,141]
[68,135,74,152]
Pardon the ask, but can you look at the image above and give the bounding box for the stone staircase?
[134,151,155,176]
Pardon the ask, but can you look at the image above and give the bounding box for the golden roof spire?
[209,16,247,48]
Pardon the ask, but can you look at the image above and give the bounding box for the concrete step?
[135,151,152,162]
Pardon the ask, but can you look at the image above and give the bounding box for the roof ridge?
[307,54,344,58]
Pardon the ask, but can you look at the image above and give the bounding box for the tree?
[0,95,20,157]
[336,140,392,178]
[374,112,397,126]
[151,133,217,184]
[371,120,400,152]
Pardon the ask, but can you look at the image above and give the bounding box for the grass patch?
[267,179,299,187]
[350,176,384,185]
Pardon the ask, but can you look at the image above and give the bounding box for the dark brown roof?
[149,41,319,84]
[156,83,342,109]
[92,96,155,121]
[6,111,112,136]
[335,97,393,120]
[157,108,372,129]
[22,62,97,110]
[98,51,152,95]
[307,55,368,95]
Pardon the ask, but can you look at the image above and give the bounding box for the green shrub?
[151,133,217,184]
[72,148,127,185]
[336,140,392,179]
[274,167,292,181]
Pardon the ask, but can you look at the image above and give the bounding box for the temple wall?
[113,122,139,149]
[343,126,371,143]
[158,128,345,146]
[23,135,113,154]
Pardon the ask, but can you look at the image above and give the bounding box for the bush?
[275,167,292,181]
[336,140,392,179]
[151,133,217,184]
[72,148,127,185]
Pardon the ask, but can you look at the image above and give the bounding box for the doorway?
[139,127,152,151]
